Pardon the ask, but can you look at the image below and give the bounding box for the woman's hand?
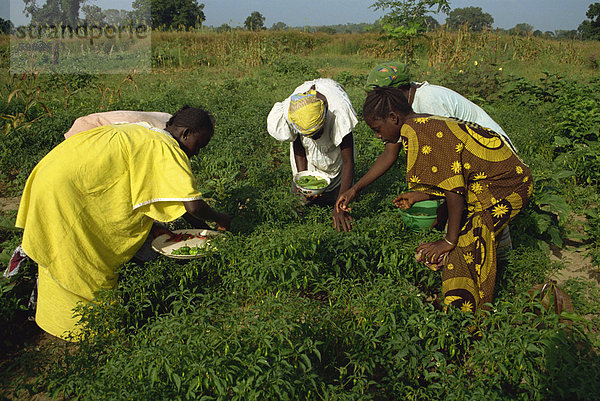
[393,191,429,209]
[332,208,353,232]
[415,238,456,270]
[335,187,358,213]
[150,223,173,238]
[184,200,231,231]
[394,192,416,209]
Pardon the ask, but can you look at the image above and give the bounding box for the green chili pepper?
[297,175,327,189]
[172,245,206,256]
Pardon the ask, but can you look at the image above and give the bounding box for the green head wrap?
[364,62,411,92]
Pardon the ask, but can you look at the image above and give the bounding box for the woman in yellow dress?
[336,87,532,311]
[16,106,231,340]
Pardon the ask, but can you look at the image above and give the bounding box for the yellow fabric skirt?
[36,265,88,341]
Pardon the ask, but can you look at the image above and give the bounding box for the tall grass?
[149,30,395,70]
[152,30,321,69]
[144,28,600,83]
[2,28,597,79]
[425,26,598,79]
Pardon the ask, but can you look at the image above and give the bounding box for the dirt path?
[1,327,63,401]
[1,196,63,400]
[550,213,599,286]
[0,196,21,212]
[551,241,599,285]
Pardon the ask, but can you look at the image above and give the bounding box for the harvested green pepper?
[171,245,203,255]
[297,175,328,189]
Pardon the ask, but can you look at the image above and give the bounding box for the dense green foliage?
[137,0,207,29]
[370,0,450,62]
[502,72,600,186]
[445,6,494,32]
[22,0,83,27]
[1,31,600,400]
[0,18,13,34]
[244,11,266,32]
[578,2,600,40]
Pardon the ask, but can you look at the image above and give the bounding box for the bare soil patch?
[0,197,21,212]
[0,322,66,401]
[550,213,599,285]
[551,241,599,285]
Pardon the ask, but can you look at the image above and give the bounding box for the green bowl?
[398,200,440,230]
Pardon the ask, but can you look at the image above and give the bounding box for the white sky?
[3,0,594,32]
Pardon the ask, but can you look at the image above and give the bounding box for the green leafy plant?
[503,73,600,185]
[529,168,573,248]
[0,72,52,135]
[370,0,450,62]
[96,70,139,110]
[528,280,575,315]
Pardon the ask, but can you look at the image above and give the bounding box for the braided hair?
[166,105,215,135]
[362,86,412,122]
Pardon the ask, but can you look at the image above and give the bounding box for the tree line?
[1,0,599,40]
[7,0,207,31]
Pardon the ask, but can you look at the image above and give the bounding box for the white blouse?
[267,78,358,190]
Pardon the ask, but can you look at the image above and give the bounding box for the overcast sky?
[3,0,595,32]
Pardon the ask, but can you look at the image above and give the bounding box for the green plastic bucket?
[398,200,440,230]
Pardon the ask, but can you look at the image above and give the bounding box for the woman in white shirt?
[267,78,358,232]
[365,62,516,150]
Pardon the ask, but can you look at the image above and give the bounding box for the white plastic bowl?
[293,171,331,196]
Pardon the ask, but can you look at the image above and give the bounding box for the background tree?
[0,18,14,34]
[371,0,449,29]
[131,0,206,29]
[446,6,493,31]
[270,21,288,31]
[369,0,450,62]
[23,0,85,26]
[130,0,151,25]
[578,2,600,40]
[423,15,440,31]
[555,29,578,40]
[317,26,337,34]
[215,23,232,32]
[104,9,131,26]
[62,0,82,27]
[81,4,106,26]
[244,11,265,31]
[510,23,534,36]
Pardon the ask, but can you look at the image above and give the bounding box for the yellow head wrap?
[288,90,326,137]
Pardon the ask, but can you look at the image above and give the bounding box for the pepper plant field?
[1,30,600,400]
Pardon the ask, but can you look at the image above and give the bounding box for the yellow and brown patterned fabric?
[287,90,326,137]
[400,116,532,311]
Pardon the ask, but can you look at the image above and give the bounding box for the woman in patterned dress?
[336,87,532,311]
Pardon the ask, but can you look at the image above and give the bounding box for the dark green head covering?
[364,62,411,92]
